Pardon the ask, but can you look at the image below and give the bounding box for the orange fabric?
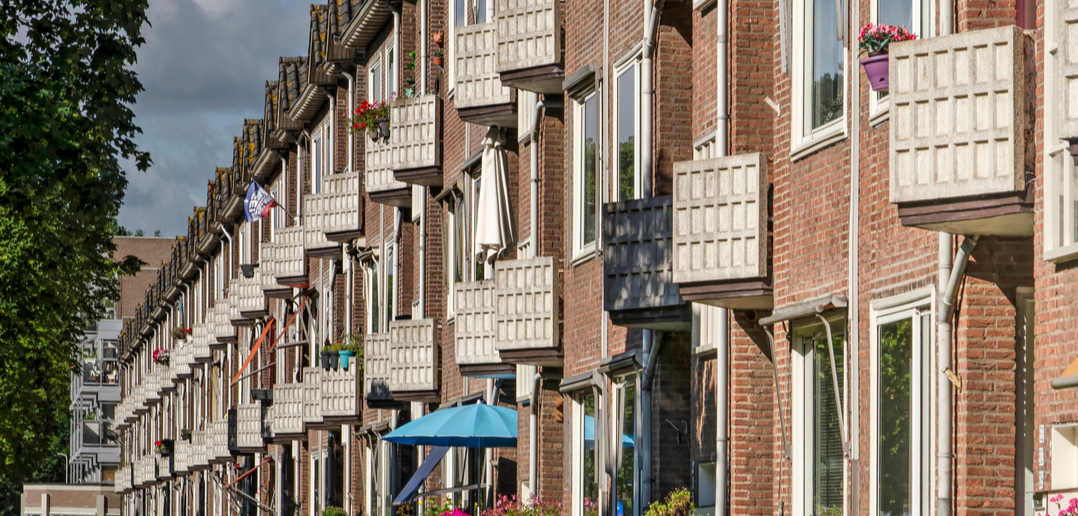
[230,318,275,386]
[1063,355,1078,378]
[225,456,273,488]
[266,297,307,353]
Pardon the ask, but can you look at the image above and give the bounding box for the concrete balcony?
[456,22,517,126]
[390,95,442,186]
[236,402,264,452]
[272,383,305,439]
[136,456,157,487]
[144,371,162,405]
[602,195,689,330]
[1061,6,1078,152]
[304,171,363,255]
[389,319,440,401]
[455,280,513,377]
[115,464,131,493]
[366,138,410,207]
[672,153,773,309]
[889,26,1034,235]
[258,244,291,298]
[156,453,173,481]
[230,273,267,325]
[173,440,189,475]
[321,365,362,423]
[212,301,236,346]
[189,430,207,470]
[190,323,213,364]
[302,367,322,426]
[364,332,393,404]
[495,257,560,365]
[495,0,563,93]
[211,419,230,463]
[171,343,193,383]
[269,226,307,288]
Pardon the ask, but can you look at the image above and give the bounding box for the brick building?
[111,1,1078,516]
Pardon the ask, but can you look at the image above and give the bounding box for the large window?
[615,57,641,201]
[572,391,599,516]
[793,318,846,516]
[365,259,380,334]
[870,0,930,117]
[370,58,382,102]
[572,91,599,259]
[871,297,932,516]
[791,0,847,155]
[615,376,638,516]
[446,192,466,318]
[387,40,397,99]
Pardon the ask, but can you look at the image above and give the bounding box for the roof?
[307,5,336,85]
[242,119,263,170]
[277,56,307,132]
[325,0,365,61]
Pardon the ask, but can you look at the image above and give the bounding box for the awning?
[1052,356,1078,390]
[758,294,847,326]
[381,402,518,448]
[474,127,517,264]
[393,446,450,504]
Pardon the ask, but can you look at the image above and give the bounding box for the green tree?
[0,0,150,509]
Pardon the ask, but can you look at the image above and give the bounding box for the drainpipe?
[335,65,356,174]
[847,0,861,509]
[712,0,729,510]
[641,332,664,510]
[530,98,562,257]
[641,0,665,199]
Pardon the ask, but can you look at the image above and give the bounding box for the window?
[870,0,930,119]
[791,0,847,155]
[792,318,846,516]
[449,0,467,90]
[615,376,638,516]
[870,298,932,516]
[386,242,397,323]
[387,40,397,99]
[615,57,642,201]
[471,172,485,280]
[1044,0,1078,261]
[446,192,466,318]
[370,58,382,102]
[365,259,380,334]
[312,121,328,194]
[572,91,599,259]
[572,391,599,516]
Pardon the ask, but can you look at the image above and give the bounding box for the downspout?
[846,0,861,509]
[641,0,665,198]
[218,225,233,284]
[937,235,978,516]
[530,98,562,256]
[529,370,540,498]
[336,65,356,174]
[713,0,729,510]
[641,331,664,510]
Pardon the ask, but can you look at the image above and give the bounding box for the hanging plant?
[347,98,391,142]
[152,348,170,366]
[154,440,169,455]
[171,326,192,341]
[857,23,916,56]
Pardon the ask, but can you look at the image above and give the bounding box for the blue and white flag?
[243,182,279,223]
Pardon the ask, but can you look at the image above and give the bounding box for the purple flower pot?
[860,53,890,91]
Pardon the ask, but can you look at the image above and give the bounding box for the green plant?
[643,489,693,516]
[82,412,95,421]
[406,50,418,70]
[348,99,390,139]
[323,507,348,516]
[170,327,192,340]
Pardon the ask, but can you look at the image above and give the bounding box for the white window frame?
[370,56,383,102]
[385,240,397,325]
[790,0,849,159]
[570,392,589,516]
[446,192,466,319]
[614,55,642,202]
[868,0,931,124]
[448,0,468,93]
[1043,0,1078,262]
[612,374,640,516]
[387,39,398,100]
[868,290,935,516]
[312,127,324,194]
[572,90,600,261]
[791,315,848,516]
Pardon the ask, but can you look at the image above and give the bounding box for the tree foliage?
[0,0,150,496]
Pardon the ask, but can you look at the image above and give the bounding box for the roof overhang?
[286,84,329,123]
[341,0,393,52]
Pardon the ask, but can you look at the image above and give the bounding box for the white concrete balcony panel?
[229,273,266,322]
[390,95,442,178]
[236,402,263,450]
[212,301,235,344]
[456,23,513,110]
[364,332,391,399]
[213,419,230,461]
[455,280,499,367]
[366,138,409,205]
[321,366,361,420]
[173,441,189,474]
[302,367,323,424]
[272,227,307,284]
[190,322,213,363]
[494,257,559,362]
[190,430,206,469]
[304,172,361,249]
[389,319,439,396]
[1061,4,1078,143]
[496,0,561,73]
[273,383,305,436]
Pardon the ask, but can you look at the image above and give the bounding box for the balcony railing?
[456,22,517,126]
[273,383,305,437]
[389,319,439,400]
[304,172,362,253]
[302,367,322,425]
[212,300,236,345]
[390,95,442,186]
[365,137,410,206]
[236,402,264,451]
[1061,7,1078,152]
[494,257,561,364]
[455,280,512,376]
[258,244,291,298]
[495,0,563,93]
[115,464,130,493]
[321,365,362,421]
[671,153,773,309]
[271,226,307,287]
[602,195,689,330]
[212,419,230,462]
[190,430,207,470]
[889,26,1034,235]
[364,333,392,402]
[191,322,213,364]
[230,273,267,324]
[173,441,189,475]
[171,343,193,383]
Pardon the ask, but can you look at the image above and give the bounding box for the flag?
[244,182,279,223]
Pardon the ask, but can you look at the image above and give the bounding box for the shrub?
[643,489,693,516]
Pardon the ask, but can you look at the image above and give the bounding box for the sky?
[117,0,314,236]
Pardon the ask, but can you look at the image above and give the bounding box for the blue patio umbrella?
[584,415,634,448]
[381,402,519,448]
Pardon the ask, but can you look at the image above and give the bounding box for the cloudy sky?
[118,0,313,236]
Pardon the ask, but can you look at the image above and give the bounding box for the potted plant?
[180,428,192,441]
[857,23,916,91]
[320,342,340,371]
[152,348,170,366]
[171,326,192,341]
[323,507,347,516]
[154,440,170,456]
[337,333,364,370]
[348,99,391,143]
[431,48,444,67]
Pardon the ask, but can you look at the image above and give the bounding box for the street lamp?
[56,453,69,484]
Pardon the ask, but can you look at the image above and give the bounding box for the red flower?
[155,440,162,447]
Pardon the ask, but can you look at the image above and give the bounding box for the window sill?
[1044,244,1078,264]
[791,122,848,162]
[869,103,889,128]
[570,247,598,267]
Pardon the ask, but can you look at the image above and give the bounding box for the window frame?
[369,56,383,102]
[868,291,935,516]
[312,127,324,195]
[572,89,600,261]
[791,315,848,516]
[614,56,643,202]
[570,390,600,516]
[613,374,640,516]
[1043,0,1078,262]
[790,0,849,159]
[868,0,932,123]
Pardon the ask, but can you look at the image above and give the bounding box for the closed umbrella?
[474,127,517,265]
[381,402,518,448]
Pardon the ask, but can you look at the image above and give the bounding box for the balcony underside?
[264,286,292,299]
[499,64,564,94]
[197,233,220,256]
[390,389,440,403]
[369,187,412,207]
[306,244,343,258]
[608,304,692,331]
[394,166,443,187]
[678,279,775,310]
[326,228,364,244]
[459,362,516,379]
[277,275,310,288]
[268,432,305,444]
[458,103,517,128]
[499,347,563,367]
[896,190,1034,236]
[180,261,200,280]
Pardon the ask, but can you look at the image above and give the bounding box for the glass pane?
[617,383,636,516]
[476,0,488,23]
[812,332,844,515]
[879,318,913,516]
[372,64,382,101]
[879,0,913,32]
[388,249,396,322]
[455,0,467,27]
[371,266,380,334]
[583,96,598,246]
[618,68,636,202]
[454,197,465,283]
[583,393,598,515]
[811,0,844,129]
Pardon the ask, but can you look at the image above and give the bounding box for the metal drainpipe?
[641,0,665,199]
[846,0,861,506]
[641,332,664,510]
[529,370,542,499]
[713,0,729,508]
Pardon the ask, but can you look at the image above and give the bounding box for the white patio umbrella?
[474,126,517,264]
